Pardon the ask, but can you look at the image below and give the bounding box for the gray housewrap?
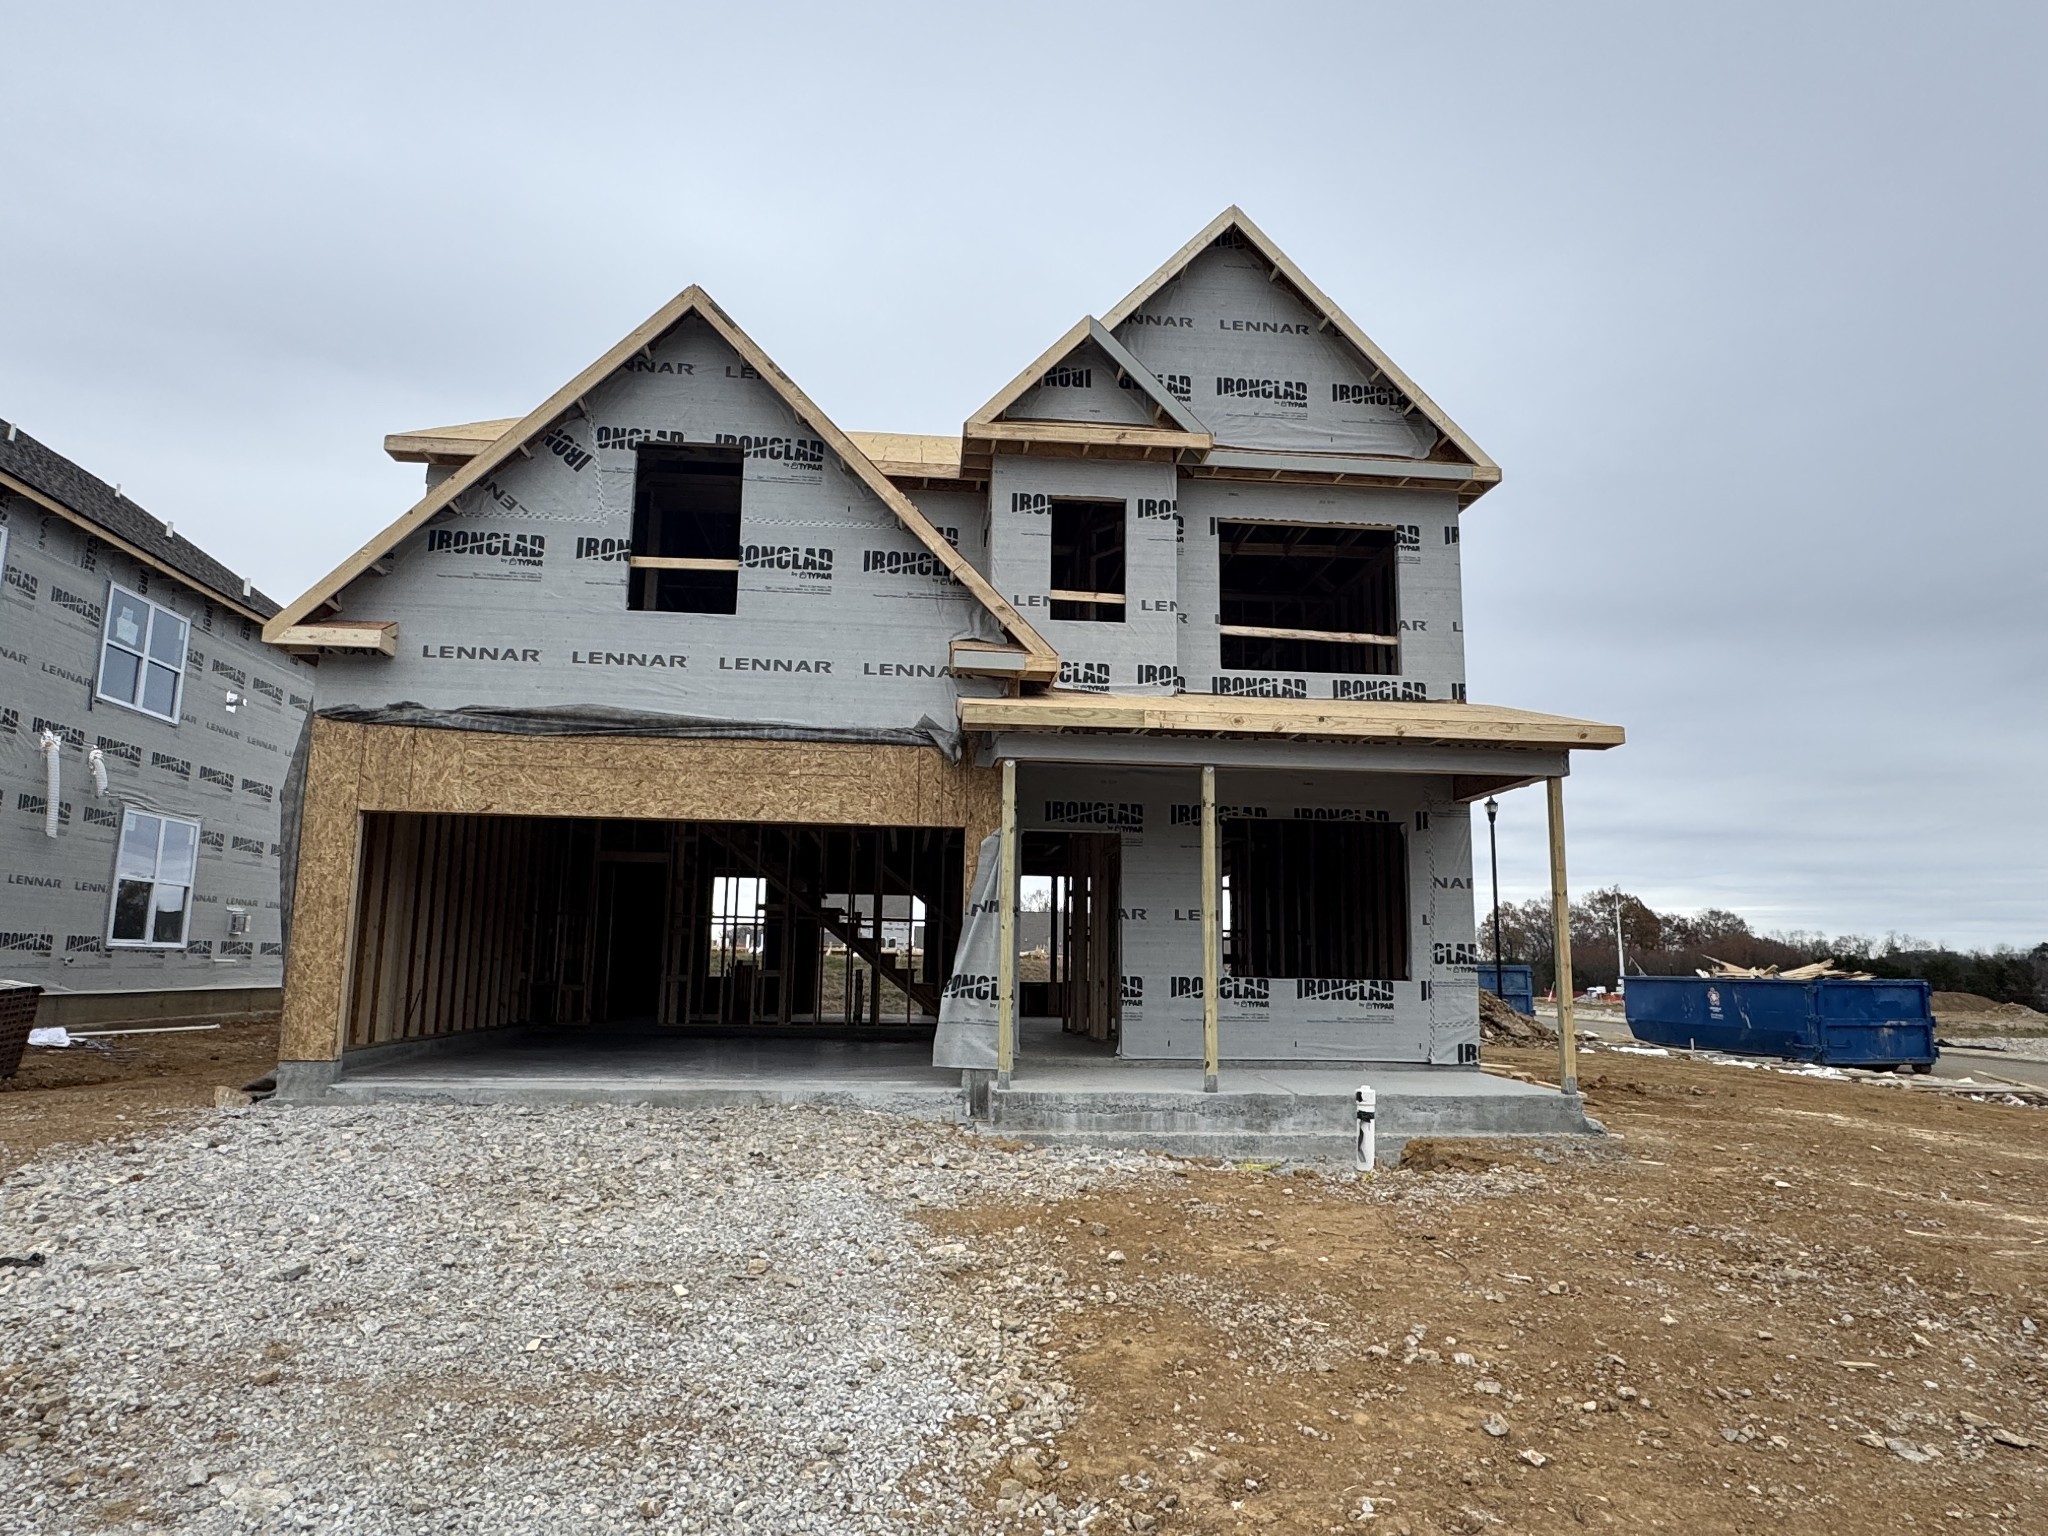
[284,212,1612,1068]
[316,703,962,759]
[0,479,308,995]
[312,313,1005,737]
[932,832,1002,1070]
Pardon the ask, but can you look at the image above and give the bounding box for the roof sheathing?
[266,288,1058,676]
[0,419,277,622]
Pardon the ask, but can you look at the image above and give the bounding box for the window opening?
[1221,818,1408,980]
[1217,521,1397,674]
[629,443,743,613]
[98,583,190,722]
[109,808,199,948]
[1048,498,1126,623]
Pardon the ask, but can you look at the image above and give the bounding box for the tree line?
[1479,886,2048,1005]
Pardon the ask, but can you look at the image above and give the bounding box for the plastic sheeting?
[317,702,962,759]
[931,832,1003,1070]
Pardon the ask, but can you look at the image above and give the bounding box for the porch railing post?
[996,757,1018,1089]
[1546,775,1579,1097]
[1201,763,1220,1093]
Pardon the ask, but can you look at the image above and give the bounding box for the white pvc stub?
[1355,1085,1377,1170]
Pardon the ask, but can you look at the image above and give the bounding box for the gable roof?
[969,316,1208,435]
[0,418,278,623]
[1101,206,1498,475]
[266,287,1058,677]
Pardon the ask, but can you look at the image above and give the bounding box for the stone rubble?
[0,1103,1164,1535]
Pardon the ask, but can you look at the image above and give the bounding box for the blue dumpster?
[1476,963,1536,1017]
[1624,975,1937,1070]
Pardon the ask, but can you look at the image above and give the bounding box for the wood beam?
[1547,776,1579,1097]
[273,621,398,656]
[997,759,1017,1087]
[1201,764,1220,1093]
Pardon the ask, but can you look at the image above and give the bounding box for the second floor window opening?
[629,443,744,613]
[1217,520,1398,675]
[1048,498,1126,623]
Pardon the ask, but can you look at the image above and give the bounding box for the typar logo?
[941,973,999,1002]
[862,549,950,579]
[1332,381,1410,409]
[51,587,102,624]
[1214,377,1308,407]
[1010,492,1052,516]
[1121,975,1144,1008]
[1170,803,1266,826]
[1042,800,1143,831]
[1058,660,1111,691]
[541,427,592,472]
[1292,806,1389,822]
[425,529,546,567]
[0,931,53,957]
[1333,680,1427,702]
[715,433,825,467]
[595,425,688,451]
[1120,373,1192,401]
[740,545,833,580]
[1213,675,1307,699]
[575,537,632,563]
[1295,979,1395,1006]
[1432,942,1480,966]
[1040,365,1092,388]
[1136,664,1184,689]
[1169,976,1270,1006]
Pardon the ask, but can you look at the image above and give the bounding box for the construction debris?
[1479,989,1556,1046]
[1696,957,1874,981]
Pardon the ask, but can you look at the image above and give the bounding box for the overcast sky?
[3,3,2042,948]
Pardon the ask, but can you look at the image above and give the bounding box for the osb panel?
[283,721,1001,1060]
[278,719,367,1060]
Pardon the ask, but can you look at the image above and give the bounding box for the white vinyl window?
[97,583,189,723]
[108,808,199,948]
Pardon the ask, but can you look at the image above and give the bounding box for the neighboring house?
[0,421,309,1019]
[264,207,1620,1092]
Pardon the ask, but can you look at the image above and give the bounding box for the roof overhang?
[959,691,1623,752]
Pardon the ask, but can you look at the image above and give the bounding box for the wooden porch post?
[1201,763,1220,1093]
[996,758,1018,1089]
[1546,775,1580,1096]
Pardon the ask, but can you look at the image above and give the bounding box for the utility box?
[1476,963,1536,1018]
[1624,976,1937,1071]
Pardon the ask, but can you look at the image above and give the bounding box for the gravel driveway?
[0,1104,1158,1534]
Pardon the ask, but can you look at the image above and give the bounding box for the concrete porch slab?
[273,1026,1596,1161]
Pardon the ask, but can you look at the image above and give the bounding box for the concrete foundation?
[273,1023,1595,1162]
[36,986,281,1030]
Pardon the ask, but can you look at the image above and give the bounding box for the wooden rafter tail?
[273,621,398,656]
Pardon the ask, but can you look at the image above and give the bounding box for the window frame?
[627,443,745,614]
[1047,497,1128,623]
[1221,816,1411,982]
[105,806,201,950]
[95,581,190,724]
[1215,518,1400,675]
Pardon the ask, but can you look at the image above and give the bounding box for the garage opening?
[342,814,966,1050]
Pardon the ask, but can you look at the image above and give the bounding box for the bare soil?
[931,1044,2048,1534]
[0,1015,279,1175]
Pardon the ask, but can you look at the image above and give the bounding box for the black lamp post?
[1484,796,1505,981]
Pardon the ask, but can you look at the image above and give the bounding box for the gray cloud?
[4,1,2041,945]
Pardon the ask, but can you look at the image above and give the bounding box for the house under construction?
[265,207,1621,1131]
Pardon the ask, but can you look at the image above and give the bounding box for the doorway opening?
[1019,830,1122,1050]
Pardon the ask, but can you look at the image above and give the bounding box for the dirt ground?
[4,1021,2043,1532]
[932,1045,2047,1535]
[0,1015,279,1174]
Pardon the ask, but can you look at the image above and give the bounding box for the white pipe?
[1354,1085,1378,1170]
[88,745,108,797]
[38,730,60,837]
